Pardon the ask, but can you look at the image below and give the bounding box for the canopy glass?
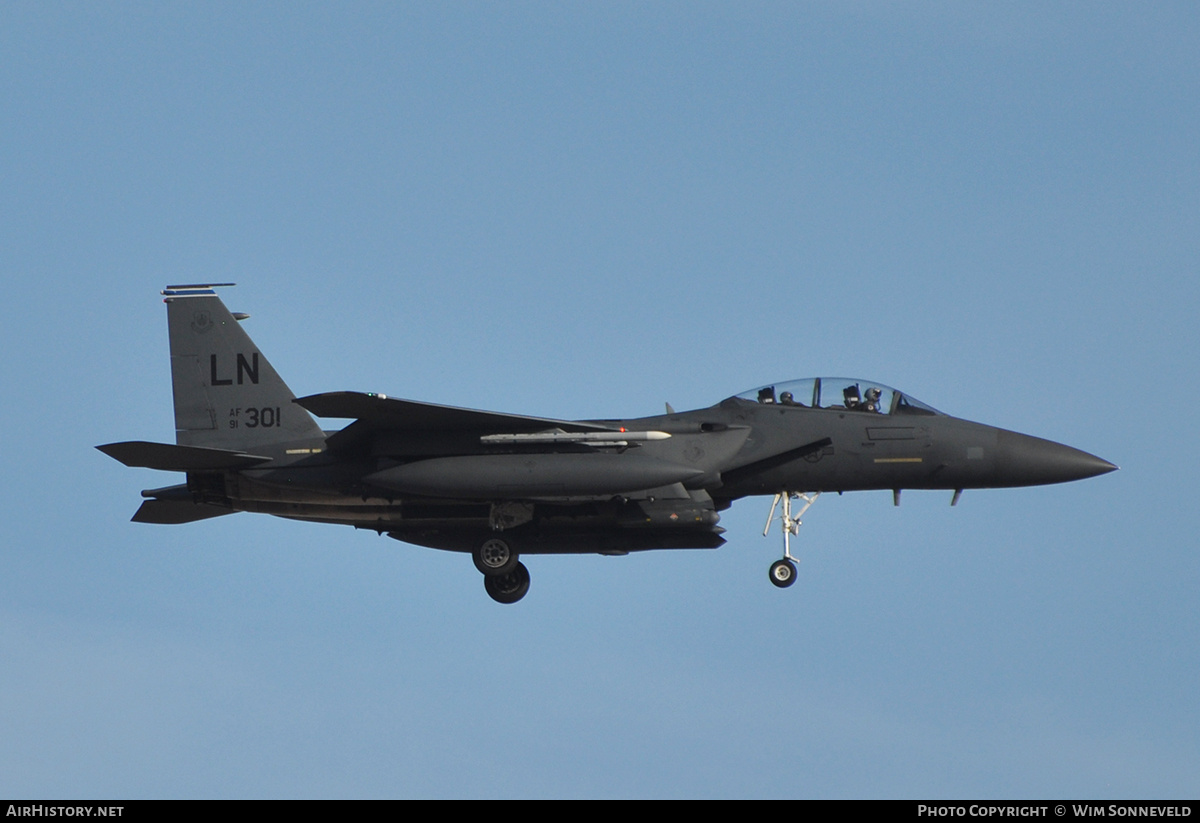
[731,378,941,416]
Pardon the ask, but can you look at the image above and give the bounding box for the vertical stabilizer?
[163,284,324,449]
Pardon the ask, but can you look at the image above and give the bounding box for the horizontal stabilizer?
[296,391,616,434]
[132,498,235,524]
[97,441,272,471]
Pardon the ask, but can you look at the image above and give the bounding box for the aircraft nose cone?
[995,430,1117,486]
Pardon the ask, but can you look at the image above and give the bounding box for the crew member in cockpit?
[863,387,882,413]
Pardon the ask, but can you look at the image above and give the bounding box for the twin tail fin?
[162,284,324,450]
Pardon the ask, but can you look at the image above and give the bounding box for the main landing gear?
[474,537,530,604]
[763,491,819,589]
[474,537,520,576]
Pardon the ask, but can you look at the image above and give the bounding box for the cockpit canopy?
[731,378,941,416]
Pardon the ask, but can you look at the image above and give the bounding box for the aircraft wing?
[295,391,618,435]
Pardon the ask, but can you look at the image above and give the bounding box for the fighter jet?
[98,285,1117,603]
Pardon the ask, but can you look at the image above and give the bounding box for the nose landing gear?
[763,491,819,589]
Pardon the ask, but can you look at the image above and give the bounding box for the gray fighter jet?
[99,285,1117,603]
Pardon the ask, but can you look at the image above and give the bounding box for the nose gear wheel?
[769,558,797,588]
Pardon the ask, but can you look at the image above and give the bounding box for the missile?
[479,429,671,446]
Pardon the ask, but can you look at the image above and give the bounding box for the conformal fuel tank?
[365,452,706,498]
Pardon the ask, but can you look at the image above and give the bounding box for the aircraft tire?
[484,561,530,604]
[769,558,797,588]
[474,537,519,576]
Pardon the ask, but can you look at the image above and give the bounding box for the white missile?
[480,428,671,446]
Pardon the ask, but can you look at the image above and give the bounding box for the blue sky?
[1,2,1196,798]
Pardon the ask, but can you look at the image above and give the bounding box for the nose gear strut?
[763,491,820,588]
